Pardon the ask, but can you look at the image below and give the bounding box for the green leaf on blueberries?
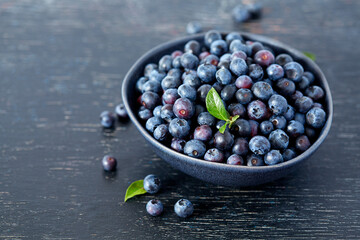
[303,51,316,61]
[206,88,230,121]
[124,180,147,202]
[219,121,229,134]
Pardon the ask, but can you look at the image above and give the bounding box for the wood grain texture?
[0,0,359,239]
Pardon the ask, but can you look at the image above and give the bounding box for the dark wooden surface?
[1,0,359,239]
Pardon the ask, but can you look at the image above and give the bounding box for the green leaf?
[219,121,229,134]
[124,180,147,202]
[229,115,240,128]
[206,88,230,121]
[303,51,316,61]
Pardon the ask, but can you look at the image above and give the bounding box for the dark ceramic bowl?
[122,32,333,187]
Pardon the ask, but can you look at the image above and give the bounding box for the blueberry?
[197,84,212,102]
[260,121,274,135]
[161,76,181,90]
[313,102,323,109]
[269,129,289,150]
[252,81,273,100]
[216,120,227,130]
[290,90,304,103]
[247,154,264,166]
[248,41,264,56]
[235,75,253,89]
[203,54,219,66]
[171,50,183,59]
[180,52,199,70]
[195,104,206,117]
[138,107,153,121]
[102,155,117,171]
[204,30,222,47]
[275,54,293,66]
[210,40,228,56]
[248,64,264,81]
[169,118,190,139]
[160,104,175,123]
[183,74,201,89]
[143,174,161,194]
[249,136,271,155]
[270,115,287,130]
[174,199,194,218]
[216,67,232,85]
[194,125,213,142]
[158,55,173,72]
[236,88,253,104]
[232,5,250,23]
[198,63,217,83]
[249,120,259,137]
[214,129,234,151]
[305,127,317,140]
[227,103,246,118]
[232,138,249,156]
[146,117,163,133]
[247,2,263,19]
[186,21,202,34]
[305,86,324,101]
[297,76,310,91]
[247,100,269,121]
[231,119,251,137]
[306,107,326,128]
[267,64,284,81]
[254,50,275,67]
[204,148,224,162]
[268,94,288,115]
[230,40,250,55]
[230,58,248,76]
[227,154,245,165]
[182,69,197,80]
[226,32,243,45]
[162,88,180,105]
[221,84,237,102]
[144,63,158,77]
[184,40,201,55]
[184,140,206,158]
[115,103,128,120]
[275,78,296,96]
[303,71,315,84]
[172,56,182,68]
[154,124,169,141]
[295,96,314,113]
[173,98,195,119]
[177,84,197,102]
[264,150,283,165]
[212,82,223,94]
[153,105,162,118]
[146,199,163,217]
[286,120,305,138]
[171,138,186,152]
[199,51,211,60]
[136,76,149,92]
[142,79,161,93]
[282,148,297,161]
[284,105,295,121]
[197,112,216,126]
[295,135,311,152]
[220,53,232,63]
[167,68,182,80]
[149,70,166,82]
[141,92,160,110]
[294,113,306,125]
[100,111,116,128]
[284,62,304,82]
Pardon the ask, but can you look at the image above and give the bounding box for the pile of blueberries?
[136,30,327,166]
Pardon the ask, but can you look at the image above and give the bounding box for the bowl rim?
[122,31,333,172]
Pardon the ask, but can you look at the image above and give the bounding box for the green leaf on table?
[219,121,229,134]
[303,51,316,61]
[205,88,230,121]
[124,180,147,202]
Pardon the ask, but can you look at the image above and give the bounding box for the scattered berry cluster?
[137,30,326,166]
[100,103,128,129]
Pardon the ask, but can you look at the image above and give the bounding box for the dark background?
[0,0,359,239]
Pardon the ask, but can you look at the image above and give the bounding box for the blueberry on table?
[225,32,243,45]
[284,62,304,82]
[197,63,217,83]
[173,98,195,119]
[100,111,116,128]
[154,124,169,141]
[260,121,274,136]
[177,84,197,102]
[102,155,117,171]
[169,118,190,139]
[232,5,251,23]
[143,174,161,194]
[269,129,289,150]
[247,100,268,121]
[146,199,164,217]
[286,120,305,138]
[268,94,288,115]
[254,50,275,67]
[227,154,245,165]
[305,86,325,101]
[194,125,213,142]
[295,96,314,113]
[236,88,253,105]
[186,21,202,35]
[216,67,232,85]
[141,91,160,110]
[270,115,287,130]
[171,138,186,153]
[264,150,283,165]
[247,154,265,166]
[214,129,234,151]
[247,2,263,19]
[146,117,163,133]
[249,136,271,155]
[295,135,311,152]
[180,52,199,70]
[115,103,128,120]
[267,64,284,81]
[197,112,216,126]
[210,39,228,56]
[248,64,264,81]
[230,58,248,76]
[232,138,249,156]
[174,199,194,218]
[204,30,222,48]
[306,107,326,128]
[162,88,179,105]
[282,148,297,161]
[184,140,206,158]
[275,53,293,66]
[252,81,273,101]
[204,148,224,163]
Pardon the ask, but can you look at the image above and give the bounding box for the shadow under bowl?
[122,32,333,187]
